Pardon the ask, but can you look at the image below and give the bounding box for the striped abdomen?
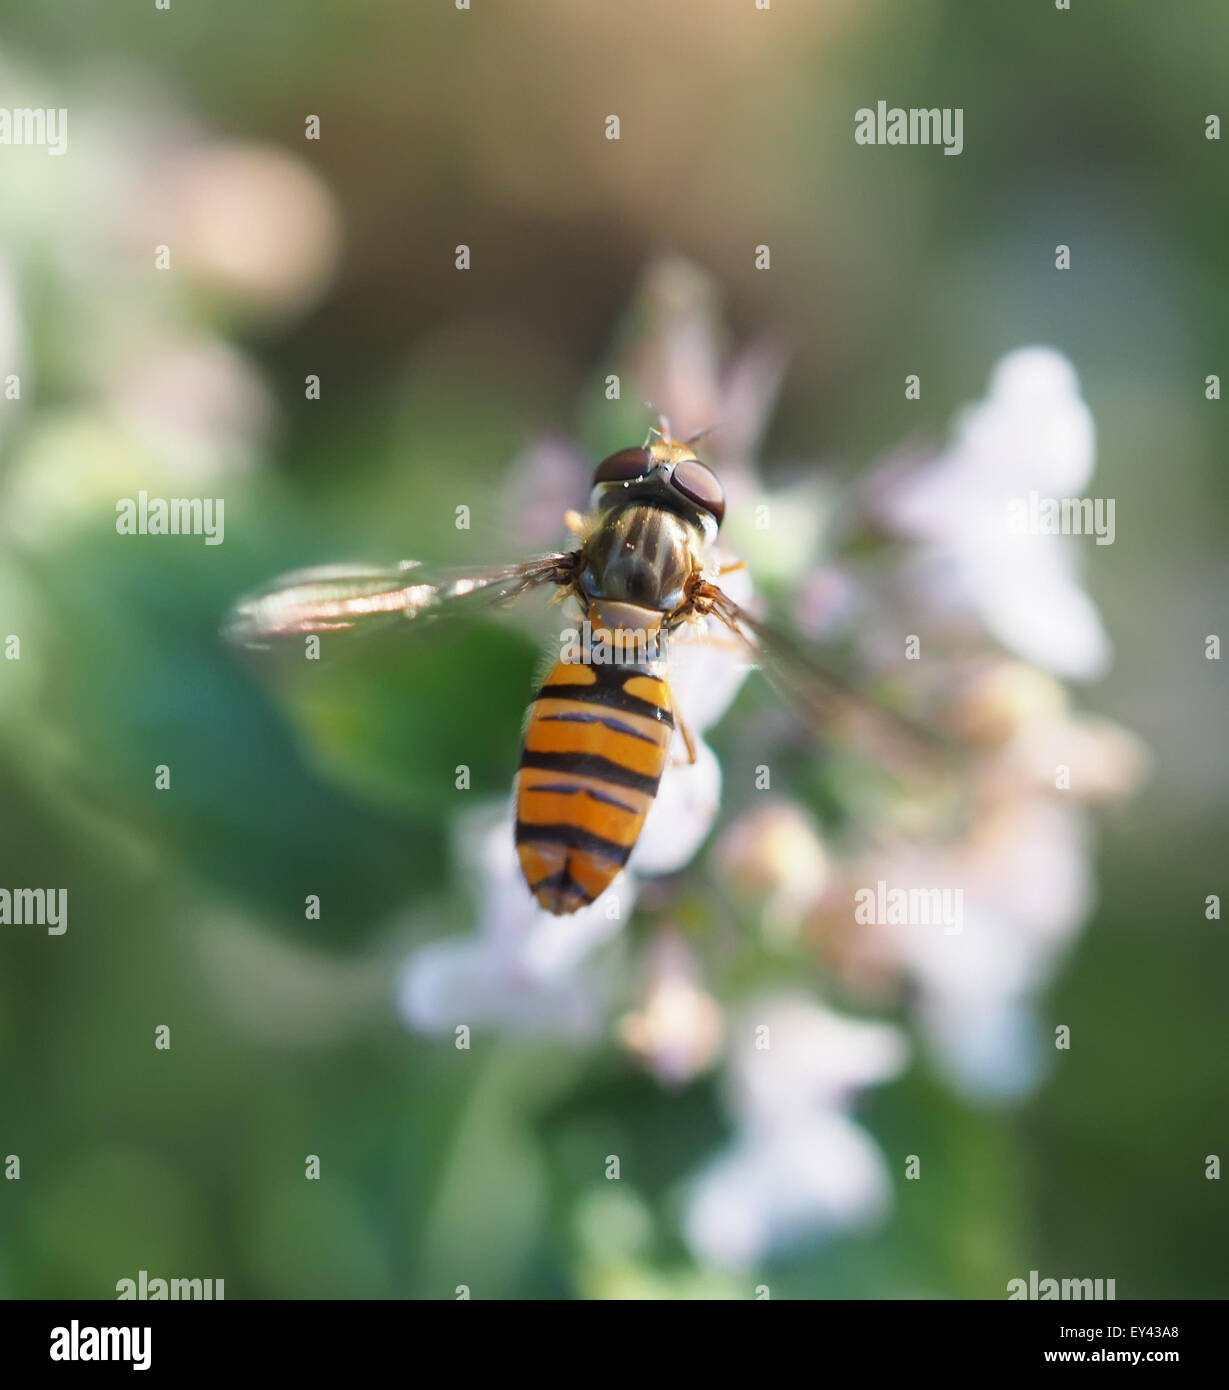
[516,660,674,914]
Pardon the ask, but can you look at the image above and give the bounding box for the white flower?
[874,347,1111,681]
[399,803,633,1040]
[682,993,907,1269]
[684,1112,895,1272]
[886,350,1095,536]
[715,798,832,944]
[625,257,787,499]
[724,993,909,1124]
[865,798,1093,1099]
[629,738,724,878]
[617,933,724,1086]
[497,435,591,550]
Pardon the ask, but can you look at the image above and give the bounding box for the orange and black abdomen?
[515,660,674,914]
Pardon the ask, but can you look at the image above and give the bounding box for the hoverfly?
[227,431,946,914]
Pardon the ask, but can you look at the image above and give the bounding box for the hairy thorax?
[581,503,699,615]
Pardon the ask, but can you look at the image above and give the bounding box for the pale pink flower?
[683,993,907,1269]
[618,934,724,1086]
[870,347,1111,681]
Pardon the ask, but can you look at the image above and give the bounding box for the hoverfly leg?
[672,705,698,767]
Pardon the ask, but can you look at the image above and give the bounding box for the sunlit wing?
[697,580,961,780]
[224,552,578,648]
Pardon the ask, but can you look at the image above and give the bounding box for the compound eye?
[671,459,725,526]
[593,446,652,486]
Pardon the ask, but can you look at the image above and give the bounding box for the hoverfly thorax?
[582,439,725,616]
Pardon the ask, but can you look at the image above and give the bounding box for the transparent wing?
[694,579,960,779]
[225,552,579,648]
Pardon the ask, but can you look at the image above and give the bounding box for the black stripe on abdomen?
[518,749,661,795]
[521,781,641,814]
[536,669,673,727]
[515,821,634,865]
[526,868,595,904]
[539,710,659,744]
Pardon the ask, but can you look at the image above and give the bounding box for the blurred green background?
[0,0,1225,1298]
